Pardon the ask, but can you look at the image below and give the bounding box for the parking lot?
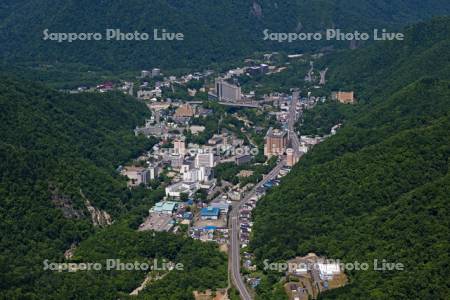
[138,213,173,232]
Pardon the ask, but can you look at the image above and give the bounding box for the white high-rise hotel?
[215,78,241,102]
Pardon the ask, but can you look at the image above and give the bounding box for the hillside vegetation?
[0,78,227,299]
[322,16,450,101]
[1,1,450,71]
[251,17,450,300]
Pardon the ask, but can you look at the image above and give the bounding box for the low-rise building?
[180,159,195,174]
[210,201,230,215]
[228,190,242,201]
[134,123,168,137]
[200,207,220,220]
[317,263,341,281]
[247,64,269,76]
[208,135,223,145]
[174,103,195,117]
[183,167,213,183]
[137,88,162,99]
[235,154,252,165]
[331,91,355,104]
[151,201,178,215]
[189,125,206,135]
[121,166,150,187]
[151,68,161,77]
[195,152,215,168]
[170,154,184,169]
[148,102,171,111]
[165,182,198,198]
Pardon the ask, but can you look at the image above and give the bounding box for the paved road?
[230,161,285,300]
[229,93,300,299]
[288,91,301,154]
[230,214,251,300]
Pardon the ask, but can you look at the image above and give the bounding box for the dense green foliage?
[253,79,450,300]
[0,63,121,90]
[1,1,450,71]
[1,4,450,299]
[0,77,227,299]
[250,17,450,300]
[184,102,254,145]
[0,76,148,297]
[297,100,356,136]
[238,58,309,97]
[321,16,450,102]
[42,221,227,300]
[214,157,277,186]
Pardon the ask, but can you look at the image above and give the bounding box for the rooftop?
[154,201,178,212]
[200,207,220,217]
[317,263,341,275]
[123,166,146,172]
[266,127,287,138]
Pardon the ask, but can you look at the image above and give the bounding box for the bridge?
[218,101,260,108]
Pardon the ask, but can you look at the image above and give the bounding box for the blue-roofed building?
[183,212,193,220]
[203,226,217,231]
[184,199,194,206]
[263,181,274,188]
[200,207,220,220]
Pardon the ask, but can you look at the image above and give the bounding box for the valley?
[0,3,449,300]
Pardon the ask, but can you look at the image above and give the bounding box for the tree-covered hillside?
[250,17,450,300]
[0,78,227,299]
[321,16,450,102]
[1,0,450,71]
[293,16,450,143]
[253,81,450,300]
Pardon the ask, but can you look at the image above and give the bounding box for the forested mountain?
[0,78,227,299]
[321,16,450,102]
[1,2,450,299]
[1,0,450,71]
[250,18,450,299]
[296,16,450,136]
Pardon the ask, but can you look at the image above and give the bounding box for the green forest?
[297,100,356,136]
[1,3,450,300]
[250,17,450,300]
[0,77,227,299]
[321,16,450,102]
[1,0,450,72]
